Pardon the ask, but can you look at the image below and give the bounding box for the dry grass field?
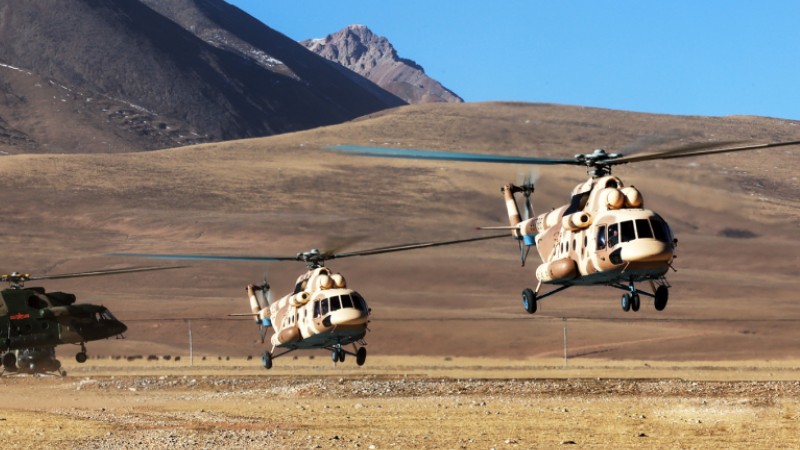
[0,102,798,448]
[2,358,800,449]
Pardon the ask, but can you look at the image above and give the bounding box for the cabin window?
[314,301,321,318]
[341,294,354,309]
[636,219,654,239]
[608,223,619,247]
[330,296,342,312]
[597,225,607,250]
[620,220,635,243]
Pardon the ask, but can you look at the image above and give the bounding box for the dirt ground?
[0,103,798,448]
[1,357,800,449]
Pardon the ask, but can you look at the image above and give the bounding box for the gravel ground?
[3,374,798,449]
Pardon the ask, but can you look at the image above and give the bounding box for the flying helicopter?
[112,234,506,369]
[328,140,800,314]
[0,265,182,375]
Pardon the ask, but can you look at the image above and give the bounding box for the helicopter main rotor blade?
[328,145,579,166]
[114,233,509,266]
[330,233,509,259]
[608,140,800,165]
[26,265,186,281]
[109,253,298,262]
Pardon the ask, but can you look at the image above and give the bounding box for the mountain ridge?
[302,24,463,104]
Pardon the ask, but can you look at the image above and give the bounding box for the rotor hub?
[573,149,622,177]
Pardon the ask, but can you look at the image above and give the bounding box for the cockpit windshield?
[598,217,673,249]
[313,293,366,318]
[97,308,119,322]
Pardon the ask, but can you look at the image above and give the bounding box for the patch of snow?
[0,62,32,75]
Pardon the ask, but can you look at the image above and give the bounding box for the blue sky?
[228,1,800,120]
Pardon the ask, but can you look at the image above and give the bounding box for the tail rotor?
[516,169,539,267]
[518,170,538,221]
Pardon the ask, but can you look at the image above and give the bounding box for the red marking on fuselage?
[10,313,30,320]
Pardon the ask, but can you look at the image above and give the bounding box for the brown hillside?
[0,102,798,361]
[0,0,404,153]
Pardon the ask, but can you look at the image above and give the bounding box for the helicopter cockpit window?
[352,293,366,311]
[320,298,329,316]
[341,294,354,309]
[330,296,342,312]
[635,219,654,239]
[608,223,620,247]
[620,220,635,243]
[597,225,607,250]
[314,301,321,318]
[650,218,669,243]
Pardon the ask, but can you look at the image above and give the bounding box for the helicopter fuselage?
[0,287,127,352]
[508,174,675,289]
[248,266,369,352]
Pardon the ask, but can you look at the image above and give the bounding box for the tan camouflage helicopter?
[329,140,800,314]
[113,234,504,369]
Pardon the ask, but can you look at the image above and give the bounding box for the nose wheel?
[329,344,367,367]
[616,279,668,312]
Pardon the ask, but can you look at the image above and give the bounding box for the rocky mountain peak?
[302,25,463,104]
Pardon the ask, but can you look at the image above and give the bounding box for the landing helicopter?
[0,266,182,375]
[112,234,505,369]
[329,140,800,314]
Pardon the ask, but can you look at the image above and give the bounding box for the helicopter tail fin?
[246,284,267,321]
[501,184,523,232]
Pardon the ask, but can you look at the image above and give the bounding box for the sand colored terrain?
[0,102,799,448]
[0,102,796,362]
[2,358,800,449]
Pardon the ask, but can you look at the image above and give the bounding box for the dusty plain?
[0,102,799,447]
[3,357,800,449]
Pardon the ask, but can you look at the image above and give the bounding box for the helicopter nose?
[329,308,368,326]
[620,240,673,262]
[114,320,128,335]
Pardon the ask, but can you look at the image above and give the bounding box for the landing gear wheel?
[2,352,16,370]
[631,293,641,312]
[654,286,669,311]
[331,350,339,363]
[621,293,631,312]
[522,288,537,314]
[75,352,88,364]
[262,351,272,370]
[338,349,346,363]
[356,347,367,366]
